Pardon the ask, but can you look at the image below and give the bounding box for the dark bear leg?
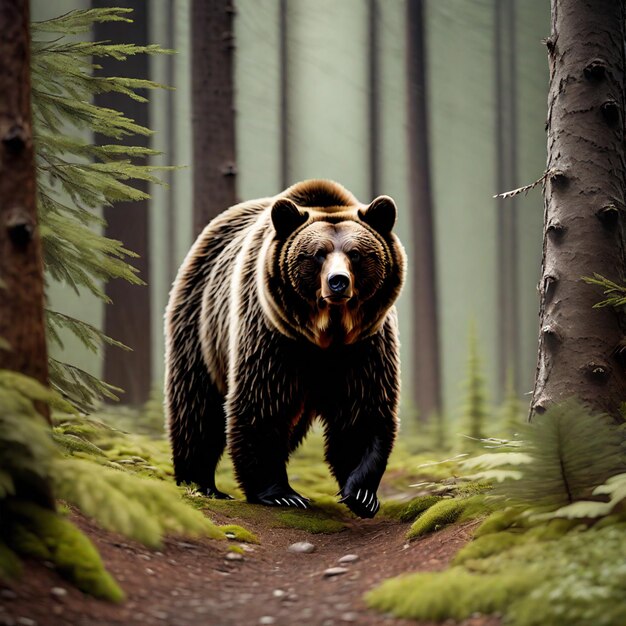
[167,349,231,499]
[323,423,394,518]
[226,389,309,509]
[322,326,400,519]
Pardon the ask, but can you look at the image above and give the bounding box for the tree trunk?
[0,0,50,421]
[368,0,380,199]
[495,0,520,400]
[407,0,442,421]
[94,0,152,405]
[191,0,237,234]
[279,0,289,190]
[531,0,626,419]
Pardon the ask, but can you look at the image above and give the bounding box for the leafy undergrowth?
[366,401,626,626]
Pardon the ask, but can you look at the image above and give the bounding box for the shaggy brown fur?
[165,180,405,518]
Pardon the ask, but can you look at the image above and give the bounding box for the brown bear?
[165,179,405,518]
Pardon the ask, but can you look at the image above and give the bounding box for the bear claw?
[339,488,380,518]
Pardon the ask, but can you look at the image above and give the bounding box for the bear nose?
[328,272,351,294]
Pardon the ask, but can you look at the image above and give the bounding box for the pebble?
[16,619,36,626]
[151,610,168,621]
[323,567,348,578]
[272,589,286,598]
[338,554,359,564]
[0,590,16,600]
[288,541,315,554]
[50,587,67,599]
[225,552,244,561]
[225,532,236,539]
[177,541,197,549]
[340,612,358,622]
[259,617,275,625]
[146,568,155,576]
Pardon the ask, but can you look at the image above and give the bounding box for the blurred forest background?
[37,0,549,432]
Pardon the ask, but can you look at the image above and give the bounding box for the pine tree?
[459,321,489,449]
[30,8,170,411]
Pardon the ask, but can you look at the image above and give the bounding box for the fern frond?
[53,458,225,548]
[583,273,626,308]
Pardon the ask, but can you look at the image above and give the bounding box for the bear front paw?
[250,486,310,509]
[339,487,380,519]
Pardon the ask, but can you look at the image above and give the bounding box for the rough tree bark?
[0,0,50,421]
[407,0,442,421]
[191,0,237,234]
[94,0,152,405]
[531,0,626,419]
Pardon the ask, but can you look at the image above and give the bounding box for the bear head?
[260,180,406,348]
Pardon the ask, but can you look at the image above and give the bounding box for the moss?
[453,530,524,565]
[275,510,346,534]
[219,524,259,544]
[407,498,465,539]
[474,506,529,537]
[369,521,626,626]
[365,567,535,621]
[7,502,124,602]
[381,495,442,522]
[228,545,245,555]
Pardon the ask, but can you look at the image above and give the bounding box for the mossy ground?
[367,504,626,626]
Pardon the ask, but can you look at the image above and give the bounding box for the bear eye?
[348,250,361,263]
[314,250,327,264]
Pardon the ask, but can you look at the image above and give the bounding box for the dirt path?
[0,510,500,626]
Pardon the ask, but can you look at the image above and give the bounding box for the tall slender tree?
[531,0,626,418]
[495,0,520,399]
[93,0,152,405]
[0,0,49,420]
[407,0,441,421]
[191,0,237,234]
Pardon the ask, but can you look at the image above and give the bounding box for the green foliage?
[6,502,123,602]
[52,458,224,548]
[465,400,626,512]
[220,525,259,544]
[381,494,442,522]
[583,273,626,308]
[406,499,463,537]
[458,321,489,450]
[275,510,346,534]
[31,8,171,410]
[499,368,525,437]
[367,524,626,626]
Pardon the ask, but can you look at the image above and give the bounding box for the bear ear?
[358,195,397,234]
[271,198,309,238]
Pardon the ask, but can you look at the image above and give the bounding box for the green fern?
[31,8,172,410]
[53,459,224,548]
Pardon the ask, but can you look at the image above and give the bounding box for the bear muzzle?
[320,253,353,304]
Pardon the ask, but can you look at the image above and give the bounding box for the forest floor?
[0,508,499,626]
[1,421,500,626]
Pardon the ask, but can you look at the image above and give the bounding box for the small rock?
[338,554,359,564]
[50,587,67,599]
[340,612,358,622]
[272,589,286,598]
[225,552,243,561]
[225,532,236,539]
[151,610,168,620]
[146,568,155,576]
[139,554,151,561]
[240,544,255,552]
[403,543,410,550]
[0,590,17,600]
[177,541,197,549]
[323,567,348,578]
[259,617,275,625]
[288,541,315,554]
